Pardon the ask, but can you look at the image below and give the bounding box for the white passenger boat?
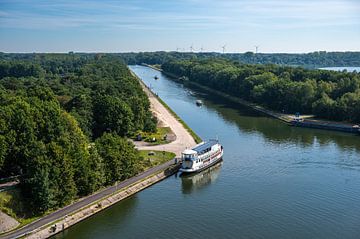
[180,139,223,173]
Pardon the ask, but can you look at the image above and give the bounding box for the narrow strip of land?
[132,71,197,156]
[0,159,177,239]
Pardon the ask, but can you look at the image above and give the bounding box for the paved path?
[133,71,197,157]
[0,159,178,239]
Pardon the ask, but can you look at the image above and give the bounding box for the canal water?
[319,67,360,72]
[55,65,360,239]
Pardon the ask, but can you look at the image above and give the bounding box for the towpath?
[132,71,197,157]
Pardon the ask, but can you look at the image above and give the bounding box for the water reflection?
[181,161,223,194]
[52,196,138,239]
[188,83,360,152]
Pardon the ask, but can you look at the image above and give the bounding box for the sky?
[0,0,359,53]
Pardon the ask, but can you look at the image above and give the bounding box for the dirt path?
[134,73,197,157]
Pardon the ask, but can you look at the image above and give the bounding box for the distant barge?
[291,118,360,134]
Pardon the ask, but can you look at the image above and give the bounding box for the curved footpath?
[1,70,197,239]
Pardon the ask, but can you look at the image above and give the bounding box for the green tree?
[93,95,134,137]
[95,133,139,185]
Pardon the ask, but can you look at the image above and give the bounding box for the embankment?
[142,64,291,123]
[5,164,179,239]
[144,64,360,135]
[130,68,200,150]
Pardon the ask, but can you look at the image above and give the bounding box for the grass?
[134,127,173,145]
[138,150,176,171]
[0,188,40,227]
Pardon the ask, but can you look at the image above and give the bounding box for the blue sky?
[0,0,359,53]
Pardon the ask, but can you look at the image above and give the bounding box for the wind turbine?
[200,46,204,53]
[176,47,181,52]
[221,45,226,54]
[190,44,194,53]
[254,45,259,54]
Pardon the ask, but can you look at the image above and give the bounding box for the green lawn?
[135,127,174,145]
[138,150,176,171]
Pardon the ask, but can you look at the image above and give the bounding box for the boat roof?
[192,140,218,153]
[182,149,197,155]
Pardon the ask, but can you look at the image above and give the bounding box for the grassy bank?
[139,150,176,170]
[156,96,202,143]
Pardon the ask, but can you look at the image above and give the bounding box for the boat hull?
[179,154,223,174]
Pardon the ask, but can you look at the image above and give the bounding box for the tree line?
[117,51,360,69]
[162,59,360,123]
[2,51,360,69]
[0,55,157,213]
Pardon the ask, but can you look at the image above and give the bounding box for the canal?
[55,65,360,239]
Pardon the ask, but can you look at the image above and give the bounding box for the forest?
[117,51,360,69]
[0,54,157,214]
[162,59,360,123]
[2,51,360,69]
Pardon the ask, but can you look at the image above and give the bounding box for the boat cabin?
[181,140,222,172]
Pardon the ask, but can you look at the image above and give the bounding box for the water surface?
[55,65,360,239]
[319,66,360,72]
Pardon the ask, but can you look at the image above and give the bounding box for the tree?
[312,93,336,119]
[95,133,139,185]
[93,95,134,137]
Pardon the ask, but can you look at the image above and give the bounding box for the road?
[0,159,178,239]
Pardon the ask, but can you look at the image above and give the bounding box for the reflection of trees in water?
[188,83,360,152]
[181,162,222,195]
[52,197,138,239]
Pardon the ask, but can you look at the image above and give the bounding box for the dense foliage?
[0,55,156,213]
[118,51,360,69]
[2,51,360,69]
[162,59,360,123]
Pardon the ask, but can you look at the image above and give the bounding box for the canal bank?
[0,160,181,239]
[144,64,360,135]
[142,64,293,123]
[130,68,199,154]
[29,164,180,239]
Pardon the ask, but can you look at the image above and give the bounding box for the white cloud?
[0,0,359,32]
